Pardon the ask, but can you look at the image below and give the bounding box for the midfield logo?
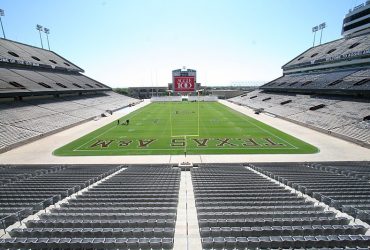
[89,137,285,149]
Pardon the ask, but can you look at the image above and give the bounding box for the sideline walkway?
[0,99,370,164]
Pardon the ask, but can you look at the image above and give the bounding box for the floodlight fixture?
[0,9,6,39]
[319,22,326,30]
[36,24,44,49]
[44,27,51,50]
[312,22,326,47]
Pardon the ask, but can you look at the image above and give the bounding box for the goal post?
[168,92,201,138]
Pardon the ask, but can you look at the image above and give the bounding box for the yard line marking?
[61,102,315,156]
[74,146,297,152]
[73,106,148,151]
[224,105,299,149]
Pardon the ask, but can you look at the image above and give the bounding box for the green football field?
[54,102,318,156]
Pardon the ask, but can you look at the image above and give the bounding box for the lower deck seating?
[310,162,370,181]
[0,163,369,249]
[228,90,370,147]
[2,166,179,249]
[192,165,369,249]
[0,165,120,229]
[0,165,61,186]
[0,91,139,152]
[251,162,370,226]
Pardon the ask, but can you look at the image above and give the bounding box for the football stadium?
[0,1,370,249]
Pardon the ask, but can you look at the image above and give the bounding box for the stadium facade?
[0,2,370,250]
[0,38,140,153]
[230,2,370,149]
[342,1,370,37]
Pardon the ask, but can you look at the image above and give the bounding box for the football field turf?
[54,102,318,156]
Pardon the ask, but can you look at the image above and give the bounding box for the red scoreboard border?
[173,76,195,92]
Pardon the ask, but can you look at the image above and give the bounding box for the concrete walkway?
[174,171,202,250]
[0,99,369,164]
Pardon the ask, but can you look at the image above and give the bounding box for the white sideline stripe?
[73,102,300,153]
[73,146,297,152]
[228,107,299,149]
[73,107,148,151]
[73,125,117,151]
[171,135,200,137]
[2,99,370,164]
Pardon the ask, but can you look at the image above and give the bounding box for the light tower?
[0,9,6,39]
[319,22,326,45]
[36,24,44,49]
[312,22,326,47]
[312,26,318,47]
[44,27,50,50]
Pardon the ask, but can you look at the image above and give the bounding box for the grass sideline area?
[54,102,318,156]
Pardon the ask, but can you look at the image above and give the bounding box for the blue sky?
[0,0,363,87]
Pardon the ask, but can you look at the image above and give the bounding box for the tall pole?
[44,28,50,50]
[151,70,153,98]
[38,30,43,48]
[155,70,158,97]
[46,34,50,50]
[0,9,6,39]
[319,22,326,45]
[36,24,44,49]
[312,26,318,47]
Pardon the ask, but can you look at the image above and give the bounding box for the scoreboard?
[173,76,195,92]
[171,68,198,93]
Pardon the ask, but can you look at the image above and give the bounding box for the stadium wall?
[150,96,182,102]
[188,96,218,101]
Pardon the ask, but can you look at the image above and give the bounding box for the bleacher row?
[0,165,121,231]
[0,165,62,186]
[192,165,370,249]
[251,162,370,226]
[228,90,370,147]
[310,162,370,181]
[0,38,81,72]
[262,68,370,92]
[0,91,139,152]
[283,33,370,70]
[0,165,179,250]
[0,67,110,94]
[0,163,370,249]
